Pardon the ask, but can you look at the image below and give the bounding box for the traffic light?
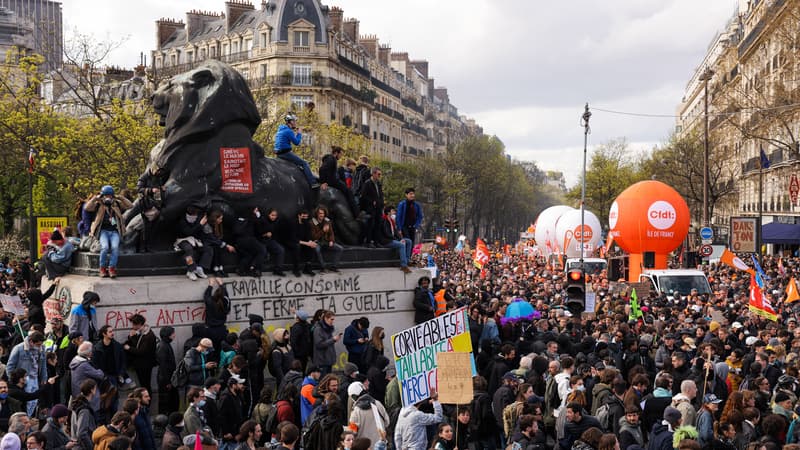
[565,268,585,315]
[453,219,459,233]
[444,219,452,233]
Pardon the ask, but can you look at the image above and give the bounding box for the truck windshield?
[656,275,711,297]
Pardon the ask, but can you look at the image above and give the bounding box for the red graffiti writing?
[104,306,206,329]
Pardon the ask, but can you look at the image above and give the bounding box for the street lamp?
[699,67,714,226]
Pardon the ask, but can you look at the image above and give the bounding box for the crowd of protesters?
[0,243,800,450]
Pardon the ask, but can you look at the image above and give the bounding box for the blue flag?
[751,254,768,288]
[760,145,771,169]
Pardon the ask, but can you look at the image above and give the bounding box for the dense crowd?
[2,245,800,450]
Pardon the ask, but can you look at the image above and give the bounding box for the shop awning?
[762,222,800,244]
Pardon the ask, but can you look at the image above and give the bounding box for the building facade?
[0,0,62,70]
[151,0,482,162]
[676,0,800,238]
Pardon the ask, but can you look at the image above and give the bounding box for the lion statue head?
[150,60,261,170]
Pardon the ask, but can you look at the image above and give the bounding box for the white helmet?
[284,113,298,123]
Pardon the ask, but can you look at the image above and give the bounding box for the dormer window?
[294,31,309,47]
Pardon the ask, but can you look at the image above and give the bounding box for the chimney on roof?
[410,60,428,79]
[360,35,377,59]
[342,18,359,41]
[427,78,435,100]
[329,6,343,34]
[378,45,390,65]
[225,0,254,33]
[156,18,185,49]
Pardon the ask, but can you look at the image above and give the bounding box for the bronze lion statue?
[124,60,361,250]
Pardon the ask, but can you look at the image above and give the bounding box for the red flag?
[194,431,202,450]
[27,148,35,173]
[749,275,777,321]
[474,238,490,269]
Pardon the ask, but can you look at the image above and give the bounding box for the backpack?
[302,414,337,450]
[263,401,283,437]
[170,358,189,388]
[596,402,612,432]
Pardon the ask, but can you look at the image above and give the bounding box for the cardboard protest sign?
[0,295,26,316]
[436,352,473,404]
[391,307,474,407]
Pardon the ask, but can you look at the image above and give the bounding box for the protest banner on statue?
[391,307,474,407]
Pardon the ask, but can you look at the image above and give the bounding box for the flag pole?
[758,149,764,266]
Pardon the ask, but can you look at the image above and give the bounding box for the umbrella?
[501,299,539,325]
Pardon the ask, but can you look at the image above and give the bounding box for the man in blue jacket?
[396,188,423,246]
[343,317,369,373]
[274,114,318,188]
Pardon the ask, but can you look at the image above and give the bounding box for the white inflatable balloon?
[534,205,574,256]
[555,209,602,258]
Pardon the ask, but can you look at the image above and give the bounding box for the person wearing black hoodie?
[156,326,178,415]
[23,282,56,328]
[204,278,231,352]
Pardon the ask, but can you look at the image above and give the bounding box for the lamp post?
[580,103,591,267]
[699,67,714,226]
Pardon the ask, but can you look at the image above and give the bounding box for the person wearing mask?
[395,188,423,247]
[185,338,217,390]
[0,379,22,433]
[6,331,48,416]
[156,326,178,416]
[123,314,157,392]
[42,403,75,450]
[377,206,412,274]
[84,185,132,278]
[183,387,215,443]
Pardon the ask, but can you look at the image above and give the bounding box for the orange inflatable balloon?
[608,181,690,254]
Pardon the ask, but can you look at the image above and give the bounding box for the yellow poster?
[36,216,68,259]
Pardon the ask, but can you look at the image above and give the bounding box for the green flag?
[629,288,643,321]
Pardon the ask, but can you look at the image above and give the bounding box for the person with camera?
[273,114,319,188]
[84,185,132,278]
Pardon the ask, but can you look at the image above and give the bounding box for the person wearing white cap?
[184,338,217,389]
[347,381,390,448]
[218,375,246,450]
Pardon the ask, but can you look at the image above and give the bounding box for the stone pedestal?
[43,267,429,369]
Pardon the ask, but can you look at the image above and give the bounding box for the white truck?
[565,257,608,276]
[638,269,712,300]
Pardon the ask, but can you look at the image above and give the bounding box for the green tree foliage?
[568,138,646,227]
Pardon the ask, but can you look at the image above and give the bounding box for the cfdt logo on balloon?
[608,201,619,229]
[573,225,593,242]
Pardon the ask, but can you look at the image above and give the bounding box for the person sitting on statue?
[83,185,132,279]
[309,206,343,273]
[43,229,74,281]
[201,209,236,278]
[319,146,358,217]
[283,210,316,278]
[174,203,213,281]
[233,207,267,278]
[273,113,319,188]
[256,208,287,277]
[378,206,412,274]
[133,166,167,252]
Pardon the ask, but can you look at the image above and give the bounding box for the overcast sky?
[63,0,738,186]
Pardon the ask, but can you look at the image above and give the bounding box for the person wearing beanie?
[290,311,312,371]
[41,404,72,450]
[270,328,294,388]
[43,228,74,281]
[69,292,99,342]
[773,391,793,420]
[156,326,178,415]
[339,362,360,401]
[161,412,184,450]
[343,317,370,373]
[649,407,681,450]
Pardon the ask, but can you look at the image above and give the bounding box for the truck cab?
[565,258,608,276]
[638,269,711,300]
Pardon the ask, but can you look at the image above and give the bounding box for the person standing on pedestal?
[395,188,423,247]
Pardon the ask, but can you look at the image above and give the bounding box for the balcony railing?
[155,50,252,78]
[293,46,310,53]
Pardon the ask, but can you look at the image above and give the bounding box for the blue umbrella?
[505,299,535,320]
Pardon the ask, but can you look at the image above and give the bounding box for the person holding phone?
[312,311,340,376]
[83,185,132,278]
